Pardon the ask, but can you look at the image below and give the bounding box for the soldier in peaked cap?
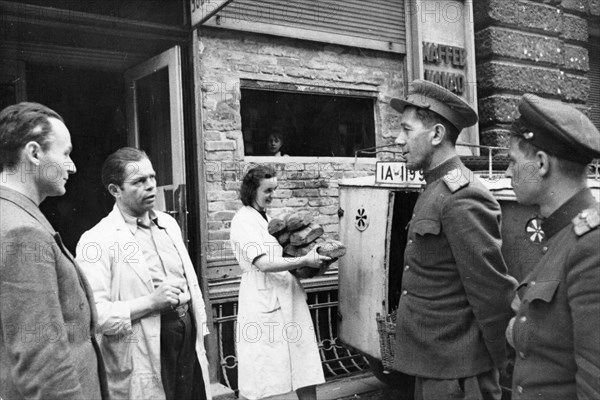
[390,80,517,400]
[506,94,600,399]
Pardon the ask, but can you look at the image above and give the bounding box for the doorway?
[26,64,127,252]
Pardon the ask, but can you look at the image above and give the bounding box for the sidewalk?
[319,373,405,400]
[258,372,403,400]
[214,371,406,400]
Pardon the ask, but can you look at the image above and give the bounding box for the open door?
[124,45,188,241]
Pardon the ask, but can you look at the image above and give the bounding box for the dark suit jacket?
[511,189,600,400]
[394,157,516,378]
[1,186,109,400]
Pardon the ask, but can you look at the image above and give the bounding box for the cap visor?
[391,98,418,114]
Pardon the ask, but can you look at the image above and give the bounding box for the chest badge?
[526,217,545,244]
[355,207,369,232]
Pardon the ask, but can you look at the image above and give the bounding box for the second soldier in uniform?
[506,94,600,399]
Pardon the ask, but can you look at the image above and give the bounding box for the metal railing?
[212,289,369,392]
[354,142,510,176]
[355,142,600,181]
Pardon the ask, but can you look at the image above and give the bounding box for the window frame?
[239,79,380,161]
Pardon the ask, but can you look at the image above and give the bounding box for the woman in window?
[230,166,330,400]
[267,132,288,157]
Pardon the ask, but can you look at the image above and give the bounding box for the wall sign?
[407,0,479,153]
[423,42,466,94]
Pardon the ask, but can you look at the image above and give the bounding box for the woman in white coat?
[230,166,331,400]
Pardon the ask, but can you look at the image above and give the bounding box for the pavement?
[255,372,405,400]
[213,371,407,400]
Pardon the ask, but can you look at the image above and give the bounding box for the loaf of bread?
[273,209,345,279]
[316,239,346,258]
[268,218,286,236]
[285,210,314,231]
[289,223,324,246]
[284,237,324,258]
[276,230,291,246]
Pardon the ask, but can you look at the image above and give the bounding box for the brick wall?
[474,0,598,148]
[197,29,404,275]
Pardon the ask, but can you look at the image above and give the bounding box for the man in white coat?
[76,147,211,400]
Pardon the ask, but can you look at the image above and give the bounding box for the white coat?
[230,206,325,400]
[76,205,211,400]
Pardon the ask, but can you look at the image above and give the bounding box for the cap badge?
[523,131,534,140]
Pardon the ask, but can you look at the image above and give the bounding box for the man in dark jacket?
[390,80,517,400]
[0,102,108,399]
[506,94,600,399]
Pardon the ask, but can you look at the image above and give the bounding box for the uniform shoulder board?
[442,168,471,193]
[572,208,600,237]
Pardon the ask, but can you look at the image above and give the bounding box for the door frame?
[124,45,187,189]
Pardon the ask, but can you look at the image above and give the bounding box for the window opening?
[240,89,376,157]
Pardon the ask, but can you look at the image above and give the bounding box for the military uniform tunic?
[394,157,516,378]
[511,188,600,399]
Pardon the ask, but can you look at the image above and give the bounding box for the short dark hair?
[0,102,64,172]
[509,132,588,179]
[509,130,538,158]
[101,147,149,190]
[240,165,277,206]
[413,107,460,144]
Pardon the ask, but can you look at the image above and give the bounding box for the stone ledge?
[561,13,589,41]
[477,61,562,95]
[478,94,521,124]
[563,44,590,71]
[561,0,590,15]
[475,27,563,65]
[480,128,512,149]
[591,0,600,16]
[560,73,590,102]
[477,0,562,33]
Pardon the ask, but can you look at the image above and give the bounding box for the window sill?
[244,156,378,164]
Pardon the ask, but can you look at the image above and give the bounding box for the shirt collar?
[119,208,165,234]
[541,188,597,239]
[423,156,464,184]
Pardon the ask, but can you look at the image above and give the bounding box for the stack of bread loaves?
[268,210,346,278]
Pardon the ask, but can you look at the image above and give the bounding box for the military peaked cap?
[391,79,478,132]
[512,94,600,164]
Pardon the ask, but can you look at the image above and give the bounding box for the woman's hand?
[302,245,332,269]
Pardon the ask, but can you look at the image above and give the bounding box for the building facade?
[2,0,598,395]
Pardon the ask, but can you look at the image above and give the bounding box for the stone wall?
[197,28,404,275]
[474,0,599,148]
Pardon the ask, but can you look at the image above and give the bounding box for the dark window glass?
[240,89,375,157]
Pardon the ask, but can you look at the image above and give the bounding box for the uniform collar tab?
[542,188,597,239]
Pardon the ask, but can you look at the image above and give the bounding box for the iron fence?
[212,289,369,392]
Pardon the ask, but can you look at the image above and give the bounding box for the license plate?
[375,161,425,185]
